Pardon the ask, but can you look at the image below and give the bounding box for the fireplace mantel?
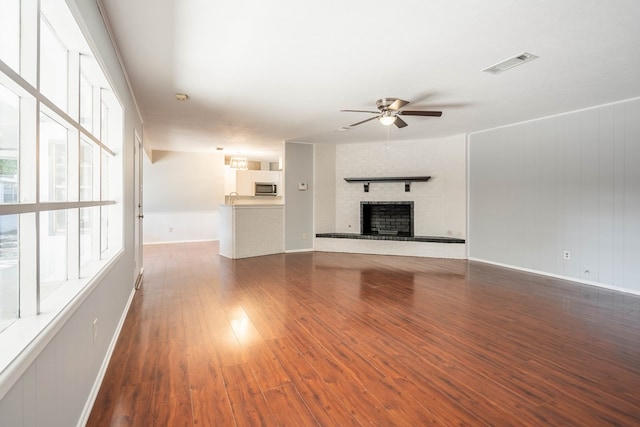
[343,176,431,192]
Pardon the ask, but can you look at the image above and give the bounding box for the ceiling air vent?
[483,52,538,74]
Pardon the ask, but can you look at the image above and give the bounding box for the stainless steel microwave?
[254,182,277,196]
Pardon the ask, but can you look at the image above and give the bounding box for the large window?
[0,214,18,332]
[40,14,69,113]
[0,0,123,347]
[0,83,20,332]
[0,0,20,73]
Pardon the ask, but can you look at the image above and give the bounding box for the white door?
[134,130,144,289]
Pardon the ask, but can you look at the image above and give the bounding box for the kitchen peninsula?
[218,203,284,259]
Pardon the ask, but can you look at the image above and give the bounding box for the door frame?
[133,129,144,289]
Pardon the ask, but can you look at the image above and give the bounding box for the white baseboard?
[143,238,218,245]
[285,248,314,253]
[468,257,640,296]
[77,286,136,427]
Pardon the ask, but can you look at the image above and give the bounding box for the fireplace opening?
[361,201,414,237]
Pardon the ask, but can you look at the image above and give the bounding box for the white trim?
[285,248,314,254]
[469,96,640,136]
[144,210,220,215]
[143,238,218,245]
[0,200,116,215]
[75,0,144,125]
[0,249,124,401]
[77,286,136,427]
[468,257,640,297]
[465,132,471,259]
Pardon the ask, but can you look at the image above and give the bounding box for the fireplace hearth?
[361,201,414,237]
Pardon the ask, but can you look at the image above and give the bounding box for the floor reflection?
[359,269,415,304]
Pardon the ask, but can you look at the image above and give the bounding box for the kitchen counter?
[218,204,284,259]
[223,195,283,205]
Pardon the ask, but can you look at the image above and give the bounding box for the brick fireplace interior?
[361,201,414,237]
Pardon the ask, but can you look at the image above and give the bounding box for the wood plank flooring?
[87,242,640,426]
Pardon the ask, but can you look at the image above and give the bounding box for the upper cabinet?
[225,168,282,196]
[252,170,281,184]
[236,170,254,195]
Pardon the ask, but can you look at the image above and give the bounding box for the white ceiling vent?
[483,52,538,74]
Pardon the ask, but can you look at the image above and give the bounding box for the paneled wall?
[143,150,224,243]
[144,211,219,243]
[469,98,640,293]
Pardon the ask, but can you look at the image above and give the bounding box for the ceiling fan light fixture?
[379,114,396,126]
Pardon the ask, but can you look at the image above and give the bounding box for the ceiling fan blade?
[348,115,379,127]
[340,109,379,114]
[394,116,408,128]
[398,110,443,117]
[388,99,409,111]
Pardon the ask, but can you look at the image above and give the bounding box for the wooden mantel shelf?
[343,176,431,192]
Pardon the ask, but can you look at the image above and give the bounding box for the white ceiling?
[99,0,640,161]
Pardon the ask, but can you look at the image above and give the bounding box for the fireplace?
[361,201,414,237]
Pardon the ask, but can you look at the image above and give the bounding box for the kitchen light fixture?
[379,112,396,126]
[229,156,248,169]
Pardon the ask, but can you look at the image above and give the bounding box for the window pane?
[101,150,109,200]
[100,98,109,146]
[0,214,19,333]
[80,72,93,133]
[40,114,68,202]
[80,140,93,201]
[0,0,20,73]
[100,205,108,254]
[80,207,99,275]
[0,84,19,204]
[40,209,67,300]
[40,15,68,112]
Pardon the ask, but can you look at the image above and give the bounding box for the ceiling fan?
[341,97,442,129]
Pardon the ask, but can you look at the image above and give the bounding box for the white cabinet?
[225,167,281,196]
[224,167,236,194]
[225,168,253,196]
[236,170,253,195]
[252,170,281,184]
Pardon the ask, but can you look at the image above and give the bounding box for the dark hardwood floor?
[87,242,640,426]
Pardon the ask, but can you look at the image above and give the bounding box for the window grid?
[0,0,122,334]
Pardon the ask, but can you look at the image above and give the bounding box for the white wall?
[313,143,336,233]
[143,211,219,243]
[0,0,143,425]
[284,142,314,251]
[469,97,640,294]
[143,150,225,243]
[333,135,467,238]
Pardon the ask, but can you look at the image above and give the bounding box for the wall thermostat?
[298,182,308,191]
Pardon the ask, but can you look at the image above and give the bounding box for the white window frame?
[0,0,124,391]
